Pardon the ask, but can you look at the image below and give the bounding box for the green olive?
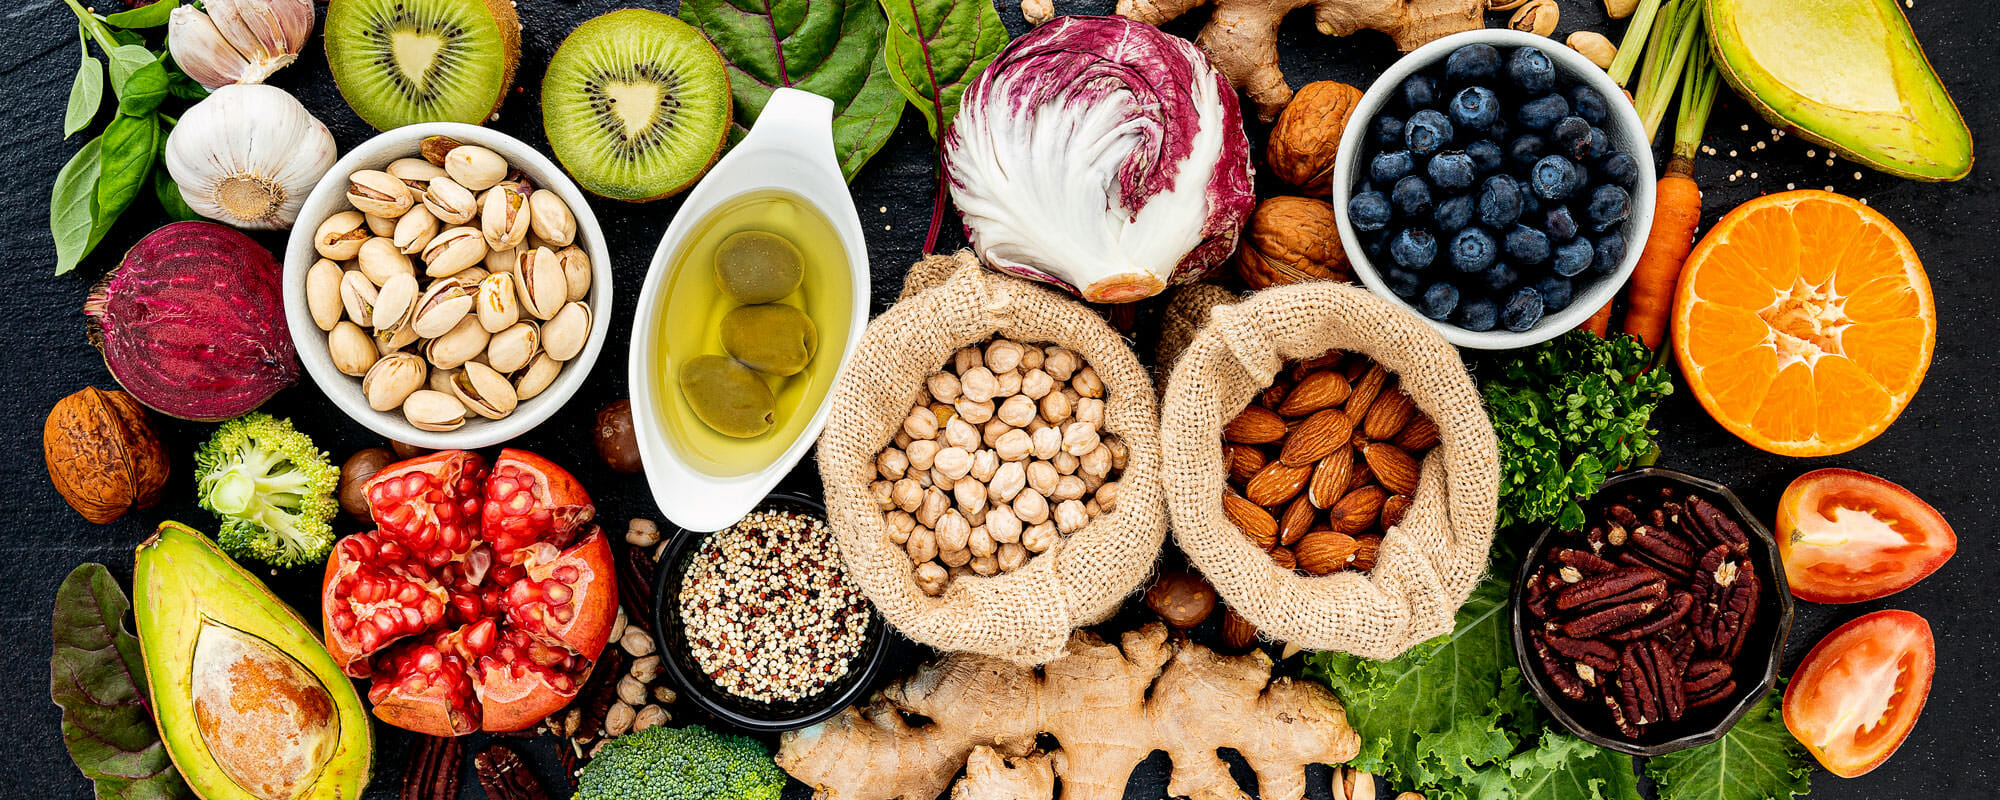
[713,230,804,304]
[678,355,777,438]
[720,303,818,377]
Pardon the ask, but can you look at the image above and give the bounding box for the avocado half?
[1707,0,1972,181]
[134,522,372,800]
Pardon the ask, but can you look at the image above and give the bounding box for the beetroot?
[84,222,296,421]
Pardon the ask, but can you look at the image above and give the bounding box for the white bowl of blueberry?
[1334,29,1656,349]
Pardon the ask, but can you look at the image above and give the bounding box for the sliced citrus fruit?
[1672,190,1933,456]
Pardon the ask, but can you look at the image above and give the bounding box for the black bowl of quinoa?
[650,491,890,732]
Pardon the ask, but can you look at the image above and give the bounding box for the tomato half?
[1783,610,1935,778]
[1775,468,1955,603]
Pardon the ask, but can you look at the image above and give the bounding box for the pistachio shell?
[480,185,531,252]
[363,212,397,237]
[387,157,445,189]
[451,361,519,419]
[306,258,343,331]
[411,278,474,339]
[314,211,369,260]
[425,315,490,370]
[372,273,420,339]
[516,247,564,320]
[346,169,415,218]
[455,266,490,286]
[393,205,440,254]
[357,236,414,286]
[487,321,540,373]
[444,145,508,191]
[477,272,521,333]
[375,323,419,353]
[529,190,576,247]
[402,389,467,431]
[339,270,378,327]
[542,301,591,362]
[514,353,562,401]
[422,226,488,277]
[428,366,459,395]
[485,244,523,275]
[423,176,477,225]
[558,245,592,302]
[328,321,378,377]
[363,352,427,411]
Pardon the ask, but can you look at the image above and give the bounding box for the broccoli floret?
[575,724,785,800]
[195,413,339,569]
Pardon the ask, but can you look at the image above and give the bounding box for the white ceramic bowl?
[1333,29,1657,350]
[282,123,613,448]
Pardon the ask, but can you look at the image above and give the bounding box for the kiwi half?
[542,10,732,202]
[324,0,522,131]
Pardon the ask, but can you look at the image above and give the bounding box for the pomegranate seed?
[356,579,384,604]
[403,673,430,691]
[401,607,423,629]
[553,565,579,583]
[396,583,423,604]
[332,610,356,631]
[358,627,380,650]
[422,597,445,625]
[553,605,573,623]
[467,619,497,652]
[416,646,442,671]
[544,581,572,604]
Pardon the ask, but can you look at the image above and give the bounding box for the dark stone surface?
[4,0,1994,798]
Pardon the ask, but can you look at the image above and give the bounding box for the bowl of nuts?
[1511,467,1793,756]
[283,122,611,448]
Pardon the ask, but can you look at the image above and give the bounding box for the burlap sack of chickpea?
[818,251,1166,664]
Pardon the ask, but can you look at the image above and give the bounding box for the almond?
[1308,448,1354,508]
[1277,369,1351,416]
[1347,460,1374,494]
[1362,389,1416,441]
[1223,492,1278,549]
[1278,408,1351,466]
[1381,494,1411,529]
[1326,485,1387,534]
[1279,494,1316,546]
[1363,441,1420,496]
[1259,378,1292,410]
[1393,413,1440,451]
[1296,530,1361,574]
[1220,607,1258,649]
[1224,443,1268,484]
[1245,460,1312,507]
[1297,349,1344,375]
[1350,535,1382,571]
[1270,545,1298,572]
[1344,364,1389,421]
[1224,405,1287,444]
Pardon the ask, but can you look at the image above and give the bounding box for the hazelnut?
[1146,572,1218,628]
[337,447,396,521]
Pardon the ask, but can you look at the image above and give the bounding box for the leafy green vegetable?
[103,0,178,29]
[877,0,1007,140]
[53,137,103,275]
[196,413,341,568]
[66,50,104,138]
[684,0,906,180]
[116,57,168,117]
[1480,331,1673,531]
[575,724,785,800]
[94,113,159,246]
[1647,689,1813,800]
[50,564,193,800]
[1467,731,1640,800]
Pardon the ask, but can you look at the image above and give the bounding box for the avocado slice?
[134,522,372,800]
[1708,0,1972,181]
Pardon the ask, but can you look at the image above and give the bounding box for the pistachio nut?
[429,366,460,395]
[1509,0,1558,36]
[402,389,468,432]
[542,301,592,362]
[420,135,461,166]
[363,352,428,412]
[346,169,415,218]
[487,320,540,373]
[411,279,475,339]
[357,236,415,286]
[314,211,370,260]
[516,247,565,320]
[363,212,397,237]
[422,226,489,277]
[558,245,592,303]
[423,176,478,225]
[451,361,519,420]
[480,185,531,252]
[306,258,344,331]
[339,270,379,327]
[393,205,440,255]
[376,322,419,353]
[328,321,379,377]
[477,272,522,333]
[514,352,563,401]
[425,314,490,370]
[387,156,445,190]
[455,266,490,286]
[528,190,576,247]
[372,272,420,340]
[444,145,508,191]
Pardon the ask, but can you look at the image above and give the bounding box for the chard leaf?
[684,0,905,180]
[1646,690,1813,800]
[876,0,1006,140]
[67,52,104,138]
[50,564,192,800]
[103,0,177,29]
[52,136,104,275]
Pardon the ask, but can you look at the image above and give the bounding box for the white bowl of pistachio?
[283,123,612,449]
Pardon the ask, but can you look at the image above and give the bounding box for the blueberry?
[1534,275,1574,312]
[1501,287,1546,331]
[1401,75,1438,109]
[1362,231,1387,259]
[1581,126,1611,161]
[1587,185,1631,232]
[1434,194,1476,233]
[1507,134,1547,167]
[1405,109,1454,156]
[1519,179,1543,213]
[1428,152,1477,191]
[1570,85,1610,125]
[1485,118,1511,142]
[1373,115,1406,147]
[1389,227,1438,270]
[1478,175,1523,228]
[1504,225,1551,264]
[1391,176,1433,218]
[1479,261,1520,292]
[1417,281,1460,320]
[1445,44,1502,83]
[1517,94,1570,131]
[1384,268,1424,298]
[1507,47,1556,94]
[1449,86,1501,131]
[1593,230,1627,273]
[1544,205,1579,241]
[1466,139,1504,174]
[1455,296,1499,331]
[1598,151,1639,187]
[1552,116,1592,153]
[1551,238,1594,276]
[1531,155,1581,200]
[1370,150,1415,184]
[1348,190,1392,232]
[1449,227,1497,273]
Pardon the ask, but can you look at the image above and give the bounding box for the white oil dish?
[629,89,870,532]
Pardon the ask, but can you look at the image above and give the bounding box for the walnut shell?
[44,387,169,524]
[1266,81,1363,195]
[1236,196,1352,289]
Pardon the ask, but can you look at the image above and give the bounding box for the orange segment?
[1672,191,1934,457]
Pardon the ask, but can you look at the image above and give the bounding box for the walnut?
[1265,81,1363,195]
[1236,196,1352,289]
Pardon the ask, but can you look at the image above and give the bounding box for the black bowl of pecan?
[1511,467,1793,756]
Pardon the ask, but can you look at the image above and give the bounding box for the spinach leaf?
[684,0,905,180]
[52,137,104,275]
[1646,689,1813,800]
[103,0,178,29]
[66,52,105,138]
[117,57,168,117]
[50,564,192,800]
[93,113,159,250]
[876,0,1006,139]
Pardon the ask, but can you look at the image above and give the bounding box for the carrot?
[1620,17,1719,349]
[1584,299,1616,337]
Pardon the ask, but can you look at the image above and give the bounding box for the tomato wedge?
[1783,610,1934,778]
[1775,469,1955,603]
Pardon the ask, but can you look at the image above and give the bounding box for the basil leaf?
[106,44,157,96]
[165,68,210,101]
[104,0,178,28]
[876,0,1006,140]
[66,54,104,138]
[152,153,198,222]
[685,0,905,180]
[117,57,168,117]
[93,114,159,249]
[50,564,193,800]
[52,137,104,275]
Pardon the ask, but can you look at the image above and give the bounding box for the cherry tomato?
[1783,610,1934,778]
[1775,469,1955,603]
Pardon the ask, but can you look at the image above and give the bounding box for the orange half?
[1672,191,1934,457]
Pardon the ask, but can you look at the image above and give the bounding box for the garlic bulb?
[168,0,313,89]
[165,84,338,231]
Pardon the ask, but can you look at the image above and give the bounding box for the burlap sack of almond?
[818,251,1166,664]
[1160,282,1498,659]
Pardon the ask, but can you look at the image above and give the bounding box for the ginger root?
[1115,0,1485,121]
[776,624,1362,800]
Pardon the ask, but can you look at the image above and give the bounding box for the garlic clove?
[203,0,313,83]
[163,84,337,230]
[168,6,250,89]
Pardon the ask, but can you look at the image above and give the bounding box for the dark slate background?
[5,0,1994,797]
